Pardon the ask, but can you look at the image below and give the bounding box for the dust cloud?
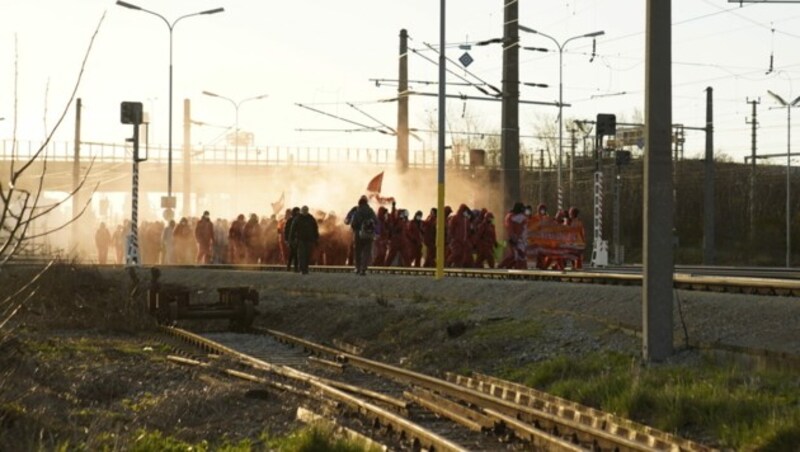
[26,162,504,261]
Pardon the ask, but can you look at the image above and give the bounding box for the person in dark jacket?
[229,214,246,265]
[284,207,300,272]
[95,222,112,265]
[194,211,214,264]
[289,205,319,275]
[349,195,377,275]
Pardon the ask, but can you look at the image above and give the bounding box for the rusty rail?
[261,327,715,451]
[160,326,467,452]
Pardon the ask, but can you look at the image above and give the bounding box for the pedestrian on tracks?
[350,195,377,275]
[194,211,214,264]
[284,207,301,272]
[95,222,111,265]
[161,219,175,264]
[290,206,319,275]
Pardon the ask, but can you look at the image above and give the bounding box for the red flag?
[271,192,285,215]
[366,171,384,194]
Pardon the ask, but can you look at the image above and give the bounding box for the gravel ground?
[149,267,800,365]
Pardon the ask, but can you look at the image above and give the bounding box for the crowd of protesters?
[94,197,585,273]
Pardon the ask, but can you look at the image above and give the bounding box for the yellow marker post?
[435,0,446,280]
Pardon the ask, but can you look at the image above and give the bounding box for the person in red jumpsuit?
[498,202,528,269]
[554,209,567,225]
[422,208,437,267]
[406,210,424,267]
[194,211,214,264]
[276,209,291,265]
[474,212,498,268]
[568,207,585,269]
[446,204,472,268]
[372,205,391,266]
[468,209,486,267]
[385,208,409,266]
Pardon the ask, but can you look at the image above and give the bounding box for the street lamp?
[767,89,800,267]
[201,91,269,166]
[519,25,604,210]
[116,1,224,217]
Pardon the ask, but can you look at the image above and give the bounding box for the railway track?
[8,261,800,296]
[159,325,715,451]
[161,326,516,451]
[160,263,800,297]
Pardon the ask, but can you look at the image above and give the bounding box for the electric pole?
[570,125,577,206]
[397,29,409,173]
[501,0,520,210]
[183,98,191,217]
[746,98,759,246]
[703,87,715,265]
[643,0,674,361]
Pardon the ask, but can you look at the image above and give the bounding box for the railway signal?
[591,113,615,268]
[120,101,147,267]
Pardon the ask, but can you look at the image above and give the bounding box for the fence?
[0,140,547,171]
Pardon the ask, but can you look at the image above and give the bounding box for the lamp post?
[116,1,224,217]
[519,26,604,211]
[767,90,800,267]
[201,91,269,167]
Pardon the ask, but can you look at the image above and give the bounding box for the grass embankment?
[502,352,800,450]
[2,334,381,452]
[101,426,379,452]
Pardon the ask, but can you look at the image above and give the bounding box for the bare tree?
[421,101,501,167]
[1,12,106,331]
[530,112,559,168]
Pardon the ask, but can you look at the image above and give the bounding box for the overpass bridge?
[0,140,541,218]
[1,139,406,191]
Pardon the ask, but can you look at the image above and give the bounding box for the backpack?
[359,218,376,240]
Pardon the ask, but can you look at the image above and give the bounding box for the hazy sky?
[2,0,800,163]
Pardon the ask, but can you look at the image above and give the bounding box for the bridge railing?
[0,140,545,171]
[0,140,404,166]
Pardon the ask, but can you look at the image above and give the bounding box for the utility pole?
[570,126,577,206]
[397,29,409,173]
[643,0,674,361]
[435,0,446,280]
[703,87,715,265]
[183,98,191,217]
[612,157,621,264]
[72,98,82,255]
[746,98,760,246]
[501,0,520,210]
